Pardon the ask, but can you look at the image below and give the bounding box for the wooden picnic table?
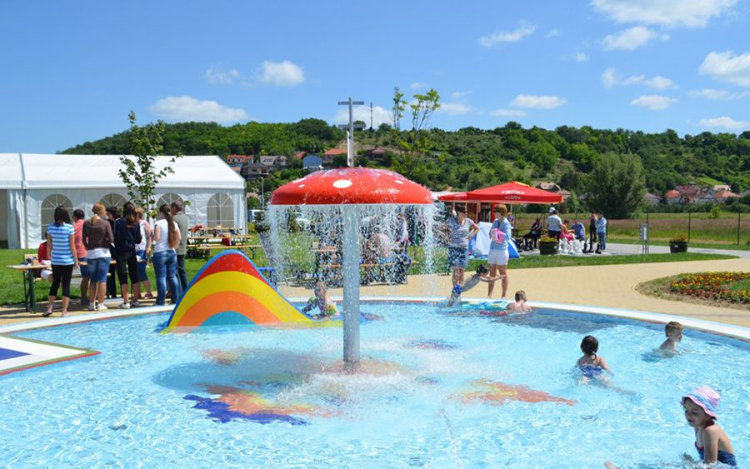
[190,244,262,259]
[6,259,127,313]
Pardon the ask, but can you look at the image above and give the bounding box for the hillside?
[61,120,750,195]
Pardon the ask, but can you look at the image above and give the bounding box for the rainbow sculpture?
[163,250,337,332]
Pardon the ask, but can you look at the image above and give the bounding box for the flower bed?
[669,272,750,304]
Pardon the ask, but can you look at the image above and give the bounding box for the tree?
[585,153,646,218]
[118,111,179,216]
[392,87,406,130]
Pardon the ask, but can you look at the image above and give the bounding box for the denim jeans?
[152,250,181,306]
[135,250,149,282]
[598,232,606,251]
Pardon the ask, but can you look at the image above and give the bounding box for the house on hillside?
[259,155,287,168]
[303,155,323,173]
[665,190,682,204]
[713,189,739,203]
[241,162,272,180]
[644,192,660,206]
[226,154,252,169]
[740,190,750,199]
[365,147,388,162]
[323,148,348,164]
[535,182,571,202]
[295,151,306,160]
[712,184,731,192]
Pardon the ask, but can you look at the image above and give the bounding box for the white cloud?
[630,94,677,110]
[438,103,472,115]
[205,67,241,85]
[150,96,248,123]
[510,94,567,109]
[603,26,665,51]
[258,60,305,87]
[689,88,750,100]
[592,0,737,28]
[699,51,750,87]
[697,116,750,129]
[546,29,561,38]
[602,68,676,89]
[480,22,536,47]
[410,82,428,90]
[490,109,527,118]
[451,91,472,99]
[574,52,589,62]
[334,105,390,129]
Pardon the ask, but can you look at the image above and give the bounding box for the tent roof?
[438,181,563,204]
[0,153,245,190]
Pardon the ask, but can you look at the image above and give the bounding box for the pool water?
[1,304,748,469]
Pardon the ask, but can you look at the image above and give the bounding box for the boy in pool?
[506,290,532,313]
[300,281,339,320]
[576,335,612,382]
[658,321,684,354]
[445,264,504,307]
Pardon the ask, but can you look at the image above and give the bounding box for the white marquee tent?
[0,153,247,249]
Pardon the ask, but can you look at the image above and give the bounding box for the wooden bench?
[191,244,261,259]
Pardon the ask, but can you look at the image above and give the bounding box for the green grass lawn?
[0,247,734,306]
[728,278,750,292]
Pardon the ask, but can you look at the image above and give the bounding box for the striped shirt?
[47,223,75,265]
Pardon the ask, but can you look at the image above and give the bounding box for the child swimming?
[576,335,612,382]
[682,386,736,467]
[300,281,338,319]
[505,290,532,313]
[606,386,736,469]
[658,321,683,354]
[445,264,504,307]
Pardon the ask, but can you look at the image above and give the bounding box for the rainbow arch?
[163,250,337,332]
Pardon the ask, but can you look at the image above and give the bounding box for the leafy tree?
[585,153,646,218]
[118,111,180,216]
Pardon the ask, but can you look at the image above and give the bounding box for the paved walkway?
[2,249,747,328]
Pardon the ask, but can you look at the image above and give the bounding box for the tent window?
[207,194,233,228]
[157,193,184,210]
[100,193,127,210]
[41,194,73,228]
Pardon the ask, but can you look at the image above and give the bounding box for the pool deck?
[1,251,748,329]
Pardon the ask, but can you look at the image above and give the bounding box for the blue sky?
[2,0,750,153]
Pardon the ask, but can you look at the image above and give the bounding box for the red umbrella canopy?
[270,167,433,206]
[438,181,562,204]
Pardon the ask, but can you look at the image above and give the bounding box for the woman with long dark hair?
[83,203,114,311]
[113,201,142,308]
[152,203,182,305]
[45,206,79,316]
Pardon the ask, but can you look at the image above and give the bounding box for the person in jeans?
[113,202,142,309]
[170,201,189,293]
[83,203,114,311]
[153,204,182,306]
[595,212,608,253]
[72,209,90,306]
[105,206,120,299]
[134,207,154,300]
[45,206,79,317]
[444,204,479,289]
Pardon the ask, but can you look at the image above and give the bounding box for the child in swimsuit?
[682,386,736,467]
[576,335,612,382]
[300,281,338,319]
[445,264,504,307]
[506,290,532,313]
[658,321,683,354]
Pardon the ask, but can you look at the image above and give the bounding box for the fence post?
[688,210,691,243]
[738,210,742,245]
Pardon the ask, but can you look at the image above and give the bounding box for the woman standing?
[83,203,114,311]
[152,204,182,306]
[113,202,142,309]
[45,206,78,317]
[445,204,479,290]
[488,204,513,298]
[72,209,90,307]
[135,207,154,299]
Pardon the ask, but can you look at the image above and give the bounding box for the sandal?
[42,309,53,317]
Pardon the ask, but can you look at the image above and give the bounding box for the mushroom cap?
[270,168,433,206]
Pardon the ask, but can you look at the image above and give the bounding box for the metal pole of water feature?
[338,97,364,368]
[342,205,361,367]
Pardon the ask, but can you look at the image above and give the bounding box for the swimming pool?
[1,303,748,469]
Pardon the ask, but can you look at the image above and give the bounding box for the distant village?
[227,150,748,208]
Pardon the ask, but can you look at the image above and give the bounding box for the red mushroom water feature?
[270,168,433,367]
